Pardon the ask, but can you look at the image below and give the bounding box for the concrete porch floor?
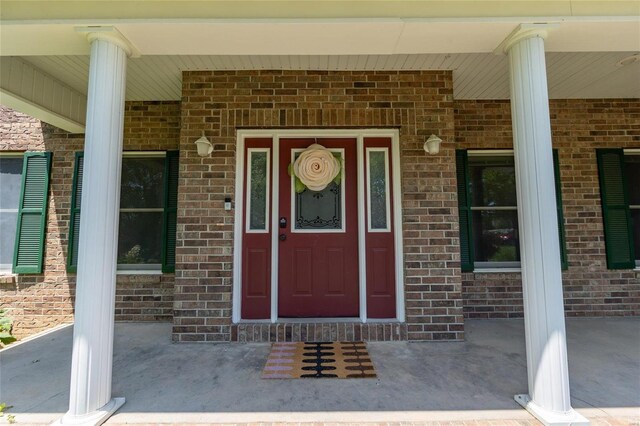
[1,319,638,425]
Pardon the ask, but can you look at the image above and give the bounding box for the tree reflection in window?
[469,155,520,264]
[118,157,165,266]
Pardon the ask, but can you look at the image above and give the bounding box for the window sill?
[116,270,163,275]
[0,273,18,284]
[473,268,522,274]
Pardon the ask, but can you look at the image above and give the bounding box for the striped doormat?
[262,341,376,379]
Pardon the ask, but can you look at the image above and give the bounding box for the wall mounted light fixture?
[194,134,213,157]
[424,134,442,155]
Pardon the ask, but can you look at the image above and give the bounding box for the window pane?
[120,157,165,208]
[0,212,18,267]
[625,155,640,206]
[469,156,517,207]
[0,157,23,210]
[249,151,268,230]
[472,210,520,262]
[631,209,640,262]
[118,212,163,265]
[369,151,388,230]
[295,182,342,230]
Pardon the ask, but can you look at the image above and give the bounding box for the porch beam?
[502,24,588,426]
[55,27,132,426]
[0,57,86,133]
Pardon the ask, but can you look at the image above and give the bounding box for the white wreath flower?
[292,144,341,192]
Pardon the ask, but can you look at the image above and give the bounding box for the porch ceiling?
[17,51,640,101]
[0,9,638,131]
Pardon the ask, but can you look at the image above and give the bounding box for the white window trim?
[116,269,163,275]
[245,148,270,234]
[366,147,391,233]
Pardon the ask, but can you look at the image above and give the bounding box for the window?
[456,149,567,272]
[627,154,640,267]
[246,148,270,232]
[0,155,23,272]
[68,151,179,272]
[0,152,52,274]
[468,154,520,268]
[366,148,391,232]
[596,149,639,269]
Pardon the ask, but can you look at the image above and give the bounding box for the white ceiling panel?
[22,51,640,102]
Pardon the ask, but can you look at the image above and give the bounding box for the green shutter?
[596,149,635,269]
[161,151,179,273]
[553,150,568,270]
[12,152,52,274]
[67,152,84,272]
[456,150,474,272]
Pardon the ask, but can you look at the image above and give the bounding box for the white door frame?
[232,129,405,323]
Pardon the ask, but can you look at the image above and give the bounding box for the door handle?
[279,234,287,241]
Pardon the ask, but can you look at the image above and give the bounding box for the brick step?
[231,322,407,342]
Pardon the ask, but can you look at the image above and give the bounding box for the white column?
[55,28,131,426]
[502,25,588,426]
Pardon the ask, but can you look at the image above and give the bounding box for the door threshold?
[237,317,401,324]
[278,317,362,323]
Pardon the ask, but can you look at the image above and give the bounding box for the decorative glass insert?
[118,155,165,268]
[367,148,390,231]
[468,154,520,268]
[293,149,344,232]
[625,154,640,263]
[246,149,269,232]
[0,156,23,270]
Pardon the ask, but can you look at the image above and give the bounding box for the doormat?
[262,341,376,379]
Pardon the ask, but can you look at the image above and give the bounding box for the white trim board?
[233,129,404,324]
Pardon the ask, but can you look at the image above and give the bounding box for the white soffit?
[21,51,640,101]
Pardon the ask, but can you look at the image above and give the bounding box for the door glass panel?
[293,149,344,232]
[247,150,269,231]
[295,182,342,230]
[367,149,389,231]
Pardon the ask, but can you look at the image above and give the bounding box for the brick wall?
[175,70,463,342]
[455,99,640,318]
[0,102,180,339]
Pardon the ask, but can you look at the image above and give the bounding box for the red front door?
[278,138,359,317]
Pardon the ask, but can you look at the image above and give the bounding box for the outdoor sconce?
[424,134,442,155]
[194,134,213,157]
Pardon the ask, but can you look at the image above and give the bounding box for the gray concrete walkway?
[1,318,638,424]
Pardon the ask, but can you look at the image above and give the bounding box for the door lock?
[279,234,287,241]
[279,217,287,229]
